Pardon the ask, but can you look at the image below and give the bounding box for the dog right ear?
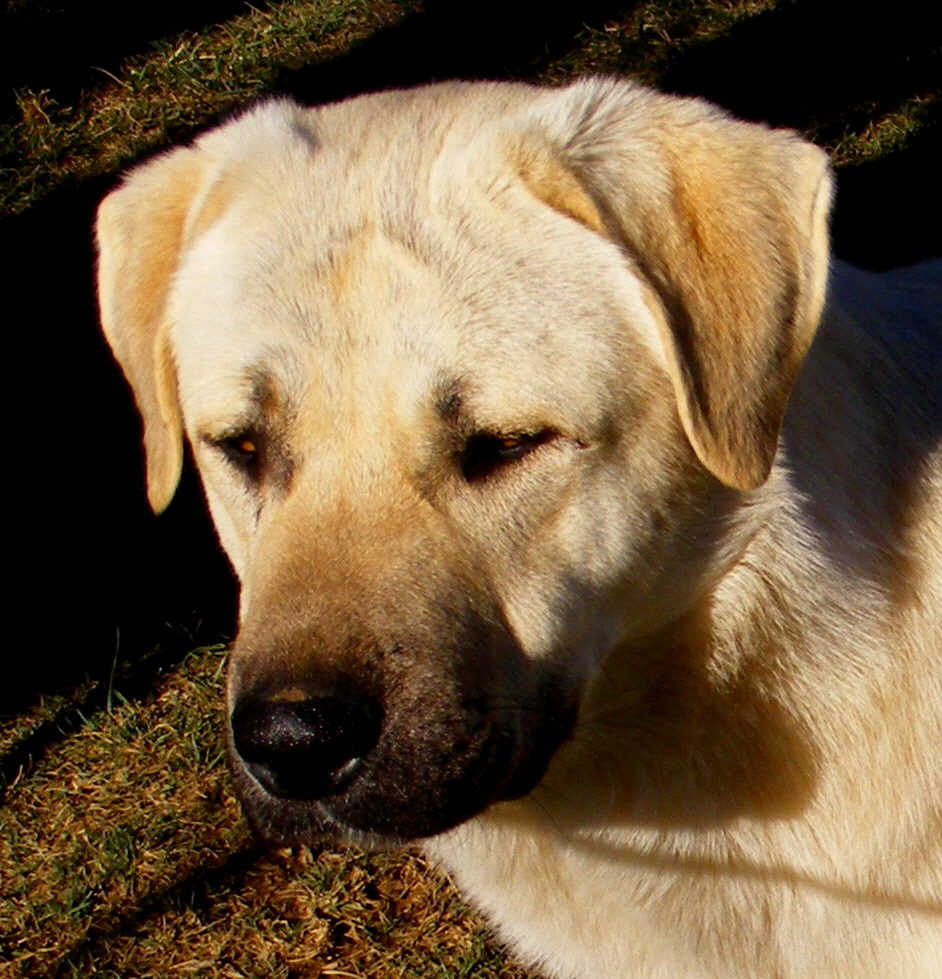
[96,146,207,513]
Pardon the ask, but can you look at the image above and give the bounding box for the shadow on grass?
[278,0,630,100]
[660,0,939,132]
[1,0,938,712]
[2,0,256,118]
[831,123,941,269]
[45,841,263,979]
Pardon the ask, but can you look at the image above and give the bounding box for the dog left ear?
[528,79,833,491]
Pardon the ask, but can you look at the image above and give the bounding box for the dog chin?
[238,786,412,850]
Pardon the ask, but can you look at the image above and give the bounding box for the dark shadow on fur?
[534,584,823,828]
[558,833,942,916]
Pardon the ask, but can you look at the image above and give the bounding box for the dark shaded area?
[832,123,942,269]
[661,0,940,134]
[2,0,939,712]
[656,0,942,268]
[277,0,941,269]
[1,179,236,711]
[0,642,210,796]
[1,0,255,119]
[48,839,263,979]
[277,0,627,99]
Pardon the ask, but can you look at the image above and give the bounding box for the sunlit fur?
[98,78,941,979]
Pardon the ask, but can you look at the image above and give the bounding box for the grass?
[2,0,423,215]
[3,0,938,216]
[1,1,938,976]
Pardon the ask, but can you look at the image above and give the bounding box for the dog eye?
[461,430,554,482]
[214,432,261,471]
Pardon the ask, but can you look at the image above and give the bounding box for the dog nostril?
[231,695,383,800]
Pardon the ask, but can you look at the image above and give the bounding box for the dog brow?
[246,365,275,407]
[434,378,464,422]
[203,363,291,441]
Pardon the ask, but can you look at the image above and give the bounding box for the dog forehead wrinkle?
[181,341,307,439]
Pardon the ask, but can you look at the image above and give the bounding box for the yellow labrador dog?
[97,78,941,978]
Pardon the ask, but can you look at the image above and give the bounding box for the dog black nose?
[231,694,383,799]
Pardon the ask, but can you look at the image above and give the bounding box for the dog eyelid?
[460,429,556,482]
[206,430,261,471]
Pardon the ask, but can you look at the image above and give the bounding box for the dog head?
[97,78,831,843]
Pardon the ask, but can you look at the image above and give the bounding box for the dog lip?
[495,700,578,802]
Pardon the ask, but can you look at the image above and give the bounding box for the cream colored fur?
[97,78,942,978]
